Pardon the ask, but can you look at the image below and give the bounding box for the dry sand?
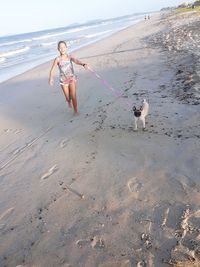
[0,11,200,267]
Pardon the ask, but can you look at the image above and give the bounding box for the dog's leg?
[141,117,146,131]
[134,118,138,131]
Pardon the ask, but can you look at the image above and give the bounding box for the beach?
[0,10,200,267]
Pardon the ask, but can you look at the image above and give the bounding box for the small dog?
[132,99,149,131]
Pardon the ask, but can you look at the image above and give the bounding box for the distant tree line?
[160,1,200,10]
[160,7,174,11]
[194,0,200,6]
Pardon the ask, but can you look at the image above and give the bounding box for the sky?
[0,0,193,37]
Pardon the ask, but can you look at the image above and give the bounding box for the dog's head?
[132,99,148,117]
[132,106,143,117]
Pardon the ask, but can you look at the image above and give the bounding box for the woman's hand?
[49,78,54,86]
[82,63,88,69]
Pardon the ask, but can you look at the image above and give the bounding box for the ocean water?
[0,13,147,84]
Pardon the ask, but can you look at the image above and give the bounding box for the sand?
[0,11,200,267]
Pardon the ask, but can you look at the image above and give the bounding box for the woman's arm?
[49,58,58,85]
[70,55,86,67]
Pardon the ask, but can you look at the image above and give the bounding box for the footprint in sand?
[4,129,11,133]
[127,177,143,195]
[76,236,105,249]
[91,236,105,249]
[60,139,69,148]
[41,165,58,180]
[76,239,90,248]
[14,129,22,134]
[161,207,170,228]
[141,233,152,249]
[0,207,15,221]
[170,207,200,265]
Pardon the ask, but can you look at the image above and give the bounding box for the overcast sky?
[0,0,192,36]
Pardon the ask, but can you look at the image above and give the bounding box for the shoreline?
[0,14,149,85]
[0,11,200,267]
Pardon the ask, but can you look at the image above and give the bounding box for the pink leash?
[87,66,132,108]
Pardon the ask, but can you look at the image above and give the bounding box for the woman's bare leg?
[61,85,72,108]
[69,80,78,114]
